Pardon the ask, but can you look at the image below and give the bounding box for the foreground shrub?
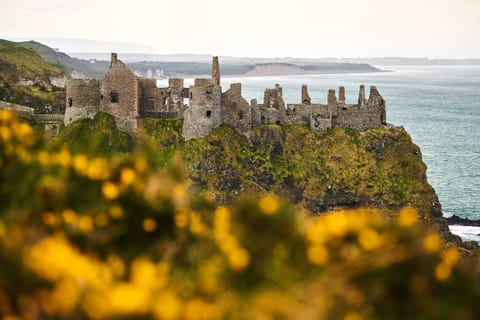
[1,110,479,319]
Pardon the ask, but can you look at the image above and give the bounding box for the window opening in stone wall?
[110,90,119,103]
[206,89,212,95]
[100,94,103,100]
[190,92,193,99]
[238,110,244,120]
[206,111,212,118]
[68,98,73,107]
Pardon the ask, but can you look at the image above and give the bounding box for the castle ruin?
[65,54,387,138]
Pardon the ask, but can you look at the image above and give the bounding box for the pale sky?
[1,0,480,58]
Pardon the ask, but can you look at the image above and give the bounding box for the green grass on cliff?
[57,112,133,157]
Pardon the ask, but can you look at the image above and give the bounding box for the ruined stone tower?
[212,56,220,86]
[302,85,311,105]
[64,79,100,126]
[183,57,228,140]
[100,53,140,132]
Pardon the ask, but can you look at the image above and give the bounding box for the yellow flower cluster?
[0,110,35,162]
[22,234,186,319]
[259,194,279,215]
[213,206,250,271]
[1,111,477,320]
[306,209,385,266]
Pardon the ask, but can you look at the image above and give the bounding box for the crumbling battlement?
[64,53,387,139]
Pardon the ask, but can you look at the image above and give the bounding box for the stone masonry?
[65,53,387,139]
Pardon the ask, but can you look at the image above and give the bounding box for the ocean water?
[160,66,480,240]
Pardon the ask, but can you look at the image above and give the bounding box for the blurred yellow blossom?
[86,158,109,180]
[398,206,419,227]
[109,205,124,219]
[0,109,13,121]
[228,248,250,271]
[172,183,187,207]
[42,211,60,227]
[102,181,120,200]
[189,211,208,237]
[358,228,382,251]
[131,258,159,288]
[0,220,5,238]
[153,292,181,320]
[72,154,88,173]
[344,311,363,320]
[174,210,189,229]
[442,247,460,265]
[54,148,71,167]
[435,262,452,281]
[78,216,93,232]
[37,150,50,166]
[62,209,77,225]
[423,233,441,253]
[307,245,329,266]
[184,299,221,320]
[38,278,79,315]
[106,283,149,315]
[143,218,157,232]
[134,157,147,173]
[95,213,109,227]
[259,194,279,215]
[120,167,136,185]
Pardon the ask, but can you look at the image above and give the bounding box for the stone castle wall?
[64,79,100,126]
[64,54,387,140]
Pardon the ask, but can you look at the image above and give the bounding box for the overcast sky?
[1,0,480,58]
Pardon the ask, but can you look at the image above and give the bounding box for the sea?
[160,65,480,242]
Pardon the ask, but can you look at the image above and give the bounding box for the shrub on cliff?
[1,110,480,319]
[57,112,134,157]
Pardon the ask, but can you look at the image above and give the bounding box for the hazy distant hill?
[69,52,480,67]
[1,39,390,79]
[244,63,381,76]
[0,40,65,112]
[0,39,108,78]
